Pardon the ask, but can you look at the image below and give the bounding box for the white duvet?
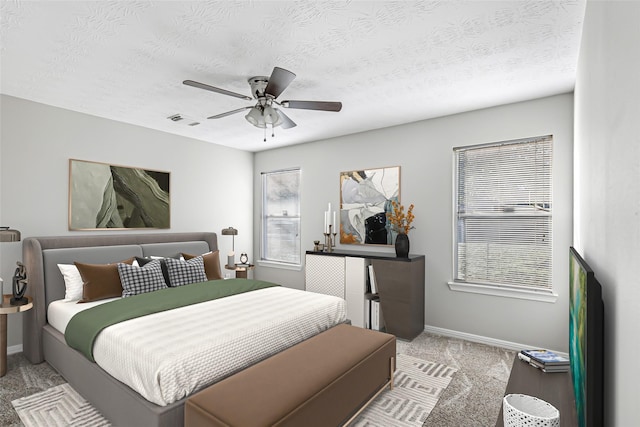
[49,286,346,406]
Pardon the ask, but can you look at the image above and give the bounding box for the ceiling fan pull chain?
[263,127,267,142]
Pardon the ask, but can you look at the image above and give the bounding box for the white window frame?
[449,135,557,303]
[258,168,302,270]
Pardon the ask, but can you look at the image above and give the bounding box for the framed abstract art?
[339,166,400,245]
[69,159,170,230]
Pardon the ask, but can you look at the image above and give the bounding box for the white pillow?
[149,255,185,261]
[57,264,84,301]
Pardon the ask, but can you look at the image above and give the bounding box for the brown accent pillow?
[75,257,135,303]
[182,251,223,280]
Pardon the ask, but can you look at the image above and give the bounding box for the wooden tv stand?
[496,357,578,426]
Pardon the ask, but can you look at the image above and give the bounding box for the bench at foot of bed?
[184,324,396,427]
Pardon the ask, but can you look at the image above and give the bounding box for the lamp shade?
[0,227,20,242]
[221,227,238,236]
[221,227,238,252]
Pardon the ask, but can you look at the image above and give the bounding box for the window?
[453,135,553,294]
[261,168,301,266]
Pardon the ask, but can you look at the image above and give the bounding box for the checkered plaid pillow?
[118,259,168,297]
[136,256,175,287]
[163,256,207,287]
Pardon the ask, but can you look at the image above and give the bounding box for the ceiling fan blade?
[275,109,296,129]
[264,67,296,99]
[207,106,253,120]
[183,80,252,101]
[281,100,342,112]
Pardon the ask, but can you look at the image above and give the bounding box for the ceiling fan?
[183,67,342,140]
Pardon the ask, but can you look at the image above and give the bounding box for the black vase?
[395,233,410,258]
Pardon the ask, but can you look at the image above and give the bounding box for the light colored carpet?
[397,333,515,427]
[11,354,454,427]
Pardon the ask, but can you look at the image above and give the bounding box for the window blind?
[454,135,553,290]
[261,168,301,265]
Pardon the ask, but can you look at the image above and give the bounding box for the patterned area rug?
[12,354,456,427]
[11,384,109,427]
[353,354,458,426]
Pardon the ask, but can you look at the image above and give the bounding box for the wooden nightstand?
[224,264,255,279]
[1,294,33,377]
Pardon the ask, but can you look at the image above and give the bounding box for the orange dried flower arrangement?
[386,200,415,234]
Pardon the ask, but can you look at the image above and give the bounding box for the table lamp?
[221,227,238,266]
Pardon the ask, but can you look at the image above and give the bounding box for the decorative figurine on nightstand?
[11,262,28,306]
[239,253,249,265]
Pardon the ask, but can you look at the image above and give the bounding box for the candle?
[324,212,328,234]
[227,251,235,268]
[333,211,337,232]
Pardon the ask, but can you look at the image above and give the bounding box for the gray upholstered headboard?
[22,232,218,363]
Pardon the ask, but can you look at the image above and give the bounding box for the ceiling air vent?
[167,114,200,127]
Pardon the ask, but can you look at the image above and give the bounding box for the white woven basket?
[503,394,560,427]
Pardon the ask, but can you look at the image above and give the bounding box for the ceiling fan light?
[272,113,283,127]
[263,105,279,125]
[245,107,263,127]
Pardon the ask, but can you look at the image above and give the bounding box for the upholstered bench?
[184,324,396,427]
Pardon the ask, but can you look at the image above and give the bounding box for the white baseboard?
[7,344,23,356]
[424,325,569,358]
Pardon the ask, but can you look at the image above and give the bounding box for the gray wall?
[574,1,640,425]
[0,95,254,349]
[1,93,575,356]
[254,93,574,353]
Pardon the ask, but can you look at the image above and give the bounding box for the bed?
[22,232,347,426]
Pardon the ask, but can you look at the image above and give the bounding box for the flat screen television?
[569,247,604,427]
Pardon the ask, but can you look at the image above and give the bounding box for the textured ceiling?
[0,1,586,152]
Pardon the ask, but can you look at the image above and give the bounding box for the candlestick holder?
[324,224,335,253]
